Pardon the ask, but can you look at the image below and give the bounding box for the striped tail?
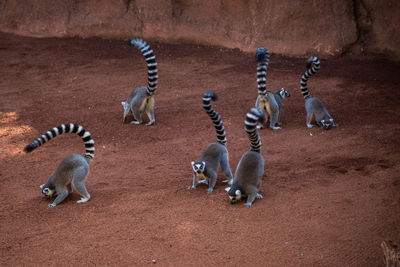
[128,38,158,96]
[300,56,320,100]
[244,108,265,153]
[202,91,227,145]
[24,123,95,160]
[256,46,270,96]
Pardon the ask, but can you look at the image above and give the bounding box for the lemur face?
[321,118,334,130]
[191,161,206,174]
[40,184,55,199]
[226,188,242,204]
[279,88,290,98]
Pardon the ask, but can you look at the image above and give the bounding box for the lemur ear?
[225,187,231,192]
[121,101,125,107]
[40,184,45,189]
[191,161,195,166]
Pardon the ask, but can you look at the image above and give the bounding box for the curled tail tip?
[128,38,146,47]
[23,144,34,153]
[203,91,217,101]
[247,107,266,125]
[306,56,319,68]
[256,46,269,63]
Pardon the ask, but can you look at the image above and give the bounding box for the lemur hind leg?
[220,155,233,185]
[131,107,143,125]
[72,167,90,204]
[269,109,281,130]
[243,187,259,208]
[306,112,315,128]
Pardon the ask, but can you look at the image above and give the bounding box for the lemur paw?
[206,188,213,194]
[130,121,142,125]
[146,121,155,126]
[223,179,233,185]
[270,126,281,130]
[48,203,56,208]
[243,202,252,208]
[188,185,196,190]
[77,198,89,204]
[307,124,314,128]
[256,193,264,199]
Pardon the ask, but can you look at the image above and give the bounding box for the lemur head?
[279,88,290,99]
[191,161,206,174]
[40,184,55,199]
[121,101,130,123]
[321,117,336,130]
[225,187,243,204]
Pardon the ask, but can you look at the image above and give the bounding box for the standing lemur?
[255,46,290,130]
[225,108,265,208]
[24,123,94,207]
[300,56,338,130]
[189,91,233,194]
[122,38,158,125]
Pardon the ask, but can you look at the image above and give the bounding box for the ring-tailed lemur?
[189,91,233,194]
[122,38,158,126]
[225,108,265,208]
[24,123,94,207]
[254,47,290,130]
[300,56,338,130]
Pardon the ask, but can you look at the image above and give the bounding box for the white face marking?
[42,187,55,198]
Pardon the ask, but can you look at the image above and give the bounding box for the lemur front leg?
[188,172,198,190]
[48,188,69,207]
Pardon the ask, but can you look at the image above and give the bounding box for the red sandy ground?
[0,32,399,266]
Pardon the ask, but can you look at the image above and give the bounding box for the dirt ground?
[0,32,399,266]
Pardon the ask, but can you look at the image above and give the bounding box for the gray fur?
[300,56,338,130]
[190,142,233,194]
[189,91,233,194]
[25,123,94,207]
[41,154,91,207]
[122,86,155,125]
[226,108,265,207]
[256,88,290,130]
[305,97,338,129]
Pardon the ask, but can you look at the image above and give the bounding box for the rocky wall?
[0,0,398,58]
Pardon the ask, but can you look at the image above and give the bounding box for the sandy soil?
[0,32,399,266]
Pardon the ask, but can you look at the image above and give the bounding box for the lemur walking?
[122,38,158,125]
[225,108,265,208]
[189,91,233,194]
[24,123,94,207]
[255,46,290,129]
[300,56,338,130]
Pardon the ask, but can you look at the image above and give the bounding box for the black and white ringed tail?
[128,38,158,96]
[244,108,265,153]
[202,91,227,145]
[24,123,95,160]
[256,46,270,96]
[300,56,320,100]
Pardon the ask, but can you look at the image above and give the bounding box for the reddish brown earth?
[0,32,399,266]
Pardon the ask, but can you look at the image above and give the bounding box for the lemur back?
[254,46,290,130]
[300,56,338,130]
[122,38,158,125]
[24,123,94,207]
[189,91,233,194]
[226,108,265,208]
